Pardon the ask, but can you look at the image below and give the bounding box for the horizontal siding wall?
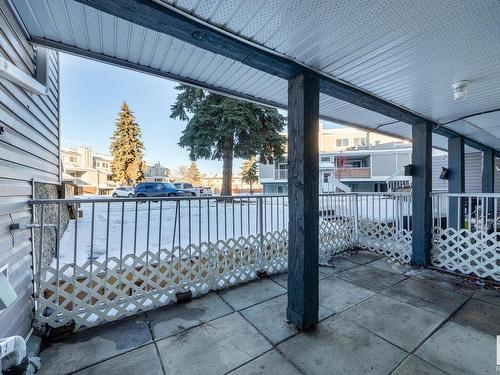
[0,1,60,338]
[433,152,500,193]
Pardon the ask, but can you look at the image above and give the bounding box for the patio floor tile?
[450,298,500,333]
[227,350,302,375]
[392,355,447,375]
[73,344,162,375]
[406,268,480,296]
[39,315,152,375]
[368,257,412,274]
[240,294,334,344]
[319,259,358,276]
[147,292,233,340]
[217,278,286,310]
[278,315,407,375]
[337,250,382,265]
[319,276,375,313]
[381,277,468,316]
[343,294,446,352]
[472,287,500,307]
[270,272,288,288]
[337,264,407,292]
[416,321,497,375]
[156,313,272,375]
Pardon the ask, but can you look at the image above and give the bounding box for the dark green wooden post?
[482,149,495,193]
[448,136,464,229]
[287,71,319,330]
[411,122,432,266]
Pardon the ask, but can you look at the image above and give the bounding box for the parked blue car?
[134,182,187,197]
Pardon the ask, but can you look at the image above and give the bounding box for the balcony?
[335,167,370,179]
[29,193,499,374]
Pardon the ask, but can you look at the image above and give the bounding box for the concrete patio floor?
[37,250,500,375]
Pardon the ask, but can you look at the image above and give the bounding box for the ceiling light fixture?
[452,80,469,100]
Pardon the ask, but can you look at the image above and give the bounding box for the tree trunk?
[221,136,233,196]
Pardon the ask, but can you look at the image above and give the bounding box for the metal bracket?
[10,223,55,230]
[0,53,48,95]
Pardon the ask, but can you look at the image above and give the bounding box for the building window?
[336,138,349,147]
[69,156,77,163]
[354,137,366,146]
[321,156,330,162]
[323,173,330,183]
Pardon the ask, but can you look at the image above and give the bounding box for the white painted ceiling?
[9,0,500,151]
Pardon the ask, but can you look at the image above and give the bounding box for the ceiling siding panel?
[9,0,500,152]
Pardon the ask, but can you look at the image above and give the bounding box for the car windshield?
[164,183,176,189]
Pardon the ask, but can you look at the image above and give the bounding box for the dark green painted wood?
[411,122,432,266]
[448,136,464,229]
[287,72,319,330]
[482,149,495,193]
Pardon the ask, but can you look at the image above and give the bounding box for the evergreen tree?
[240,157,259,193]
[110,102,145,185]
[176,165,188,180]
[186,162,201,185]
[170,85,286,196]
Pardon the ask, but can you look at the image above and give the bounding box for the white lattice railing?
[431,193,500,281]
[38,191,500,331]
[31,194,361,330]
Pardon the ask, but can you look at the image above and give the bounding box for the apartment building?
[61,146,116,195]
[145,161,170,182]
[260,126,413,193]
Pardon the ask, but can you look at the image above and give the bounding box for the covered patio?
[37,250,499,375]
[1,0,500,374]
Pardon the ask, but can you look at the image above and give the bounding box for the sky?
[59,53,342,175]
[59,53,245,174]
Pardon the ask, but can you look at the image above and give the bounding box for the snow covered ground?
[51,194,411,267]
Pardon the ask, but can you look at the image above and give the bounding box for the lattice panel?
[319,217,356,261]
[431,227,500,281]
[357,219,412,264]
[35,217,358,330]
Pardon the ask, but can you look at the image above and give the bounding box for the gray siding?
[259,163,274,179]
[371,154,397,177]
[396,152,411,170]
[432,154,448,191]
[433,152,500,193]
[0,2,60,338]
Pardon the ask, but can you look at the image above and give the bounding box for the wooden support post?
[411,122,432,266]
[482,149,495,193]
[448,136,464,229]
[287,72,319,330]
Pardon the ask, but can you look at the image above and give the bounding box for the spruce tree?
[110,102,145,185]
[170,85,286,196]
[186,162,201,185]
[240,157,259,193]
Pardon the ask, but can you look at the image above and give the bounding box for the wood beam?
[411,122,432,266]
[482,149,495,193]
[287,72,319,330]
[448,136,464,229]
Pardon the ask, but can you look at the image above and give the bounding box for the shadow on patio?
[37,250,499,375]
